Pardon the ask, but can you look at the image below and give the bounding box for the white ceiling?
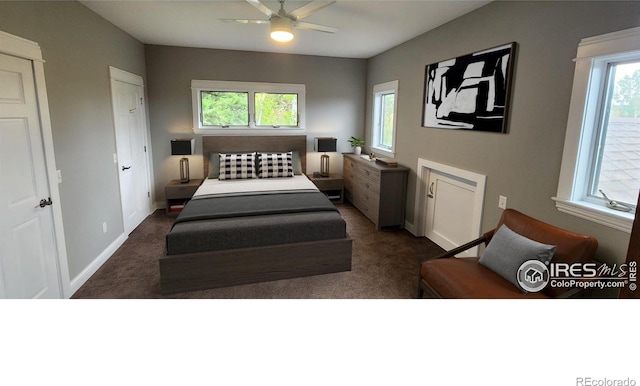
[80,0,491,59]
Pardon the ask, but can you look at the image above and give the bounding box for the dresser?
[343,154,409,230]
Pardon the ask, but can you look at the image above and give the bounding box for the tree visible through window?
[201,91,248,126]
[254,93,298,127]
[371,80,398,157]
[380,93,395,149]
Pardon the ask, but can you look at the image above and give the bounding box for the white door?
[0,53,61,298]
[425,170,479,257]
[111,76,150,234]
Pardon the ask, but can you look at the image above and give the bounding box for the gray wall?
[144,45,367,203]
[366,1,640,266]
[0,1,147,281]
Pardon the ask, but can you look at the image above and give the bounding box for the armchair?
[418,209,598,299]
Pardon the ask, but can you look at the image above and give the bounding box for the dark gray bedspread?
[166,190,347,255]
[173,191,337,227]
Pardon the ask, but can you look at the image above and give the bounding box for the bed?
[159,135,352,294]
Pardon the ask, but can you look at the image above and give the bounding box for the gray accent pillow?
[208,152,220,179]
[291,151,303,175]
[478,224,556,292]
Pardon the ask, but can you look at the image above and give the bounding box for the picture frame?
[422,42,516,133]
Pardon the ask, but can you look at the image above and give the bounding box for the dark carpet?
[72,204,445,299]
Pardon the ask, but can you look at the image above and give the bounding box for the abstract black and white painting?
[422,43,516,133]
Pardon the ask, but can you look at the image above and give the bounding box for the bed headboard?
[202,135,307,178]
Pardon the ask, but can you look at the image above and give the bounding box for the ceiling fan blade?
[294,21,337,34]
[289,1,336,21]
[219,18,270,25]
[246,0,275,17]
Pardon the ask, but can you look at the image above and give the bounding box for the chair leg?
[417,277,425,299]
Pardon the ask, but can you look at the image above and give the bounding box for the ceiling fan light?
[270,16,294,42]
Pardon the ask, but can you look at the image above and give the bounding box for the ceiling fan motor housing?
[270,15,294,42]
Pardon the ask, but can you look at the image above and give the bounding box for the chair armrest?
[431,234,490,259]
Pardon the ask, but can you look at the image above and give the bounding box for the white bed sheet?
[193,175,318,197]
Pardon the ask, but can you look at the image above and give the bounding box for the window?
[555,26,640,232]
[589,61,640,207]
[371,80,398,157]
[201,91,249,126]
[192,80,305,132]
[254,92,298,127]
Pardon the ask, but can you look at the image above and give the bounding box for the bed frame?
[159,135,352,294]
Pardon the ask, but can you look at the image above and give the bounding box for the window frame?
[554,26,640,233]
[192,80,306,134]
[371,80,399,158]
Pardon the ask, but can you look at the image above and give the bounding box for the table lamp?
[315,137,337,177]
[171,138,194,183]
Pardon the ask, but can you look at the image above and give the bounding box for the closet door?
[0,52,61,298]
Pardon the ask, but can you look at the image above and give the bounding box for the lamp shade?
[171,138,194,156]
[315,137,337,153]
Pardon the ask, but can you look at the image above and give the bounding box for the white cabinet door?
[425,170,479,257]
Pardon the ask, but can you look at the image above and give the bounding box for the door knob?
[122,166,132,171]
[427,182,435,198]
[35,197,53,208]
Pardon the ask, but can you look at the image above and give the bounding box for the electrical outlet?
[498,195,508,209]
[102,222,107,234]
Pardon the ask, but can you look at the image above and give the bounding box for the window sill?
[370,146,394,159]
[552,197,633,233]
[193,127,305,135]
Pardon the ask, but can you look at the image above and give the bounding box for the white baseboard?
[68,232,128,297]
[404,219,417,236]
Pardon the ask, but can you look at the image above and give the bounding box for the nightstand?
[308,173,344,204]
[165,179,203,215]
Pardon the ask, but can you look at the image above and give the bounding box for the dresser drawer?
[350,180,379,203]
[352,195,379,224]
[354,165,381,187]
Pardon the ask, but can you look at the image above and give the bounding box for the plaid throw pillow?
[257,152,294,178]
[218,153,257,180]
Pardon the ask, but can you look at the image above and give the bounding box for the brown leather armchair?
[418,209,598,299]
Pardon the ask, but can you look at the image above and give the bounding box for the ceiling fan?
[220,0,338,43]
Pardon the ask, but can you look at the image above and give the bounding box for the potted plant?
[348,136,365,155]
